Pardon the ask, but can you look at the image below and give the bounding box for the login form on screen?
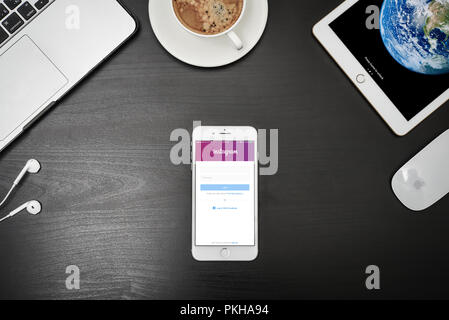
[195,140,256,246]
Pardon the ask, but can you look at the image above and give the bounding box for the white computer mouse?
[392,129,449,212]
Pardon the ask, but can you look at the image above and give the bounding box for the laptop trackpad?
[0,36,67,141]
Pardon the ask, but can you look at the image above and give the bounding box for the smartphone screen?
[195,140,256,246]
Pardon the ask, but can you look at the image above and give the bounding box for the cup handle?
[227,31,243,50]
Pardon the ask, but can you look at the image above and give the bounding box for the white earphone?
[0,200,42,223]
[0,159,42,223]
[13,159,41,186]
[0,159,41,208]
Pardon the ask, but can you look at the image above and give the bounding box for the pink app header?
[196,141,255,162]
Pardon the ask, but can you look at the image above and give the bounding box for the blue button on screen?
[200,184,250,191]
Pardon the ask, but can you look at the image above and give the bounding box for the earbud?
[0,159,41,209]
[0,159,42,223]
[13,159,41,186]
[10,200,42,216]
[0,201,42,223]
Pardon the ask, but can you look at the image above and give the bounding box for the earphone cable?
[0,184,16,208]
[0,214,10,223]
[0,185,15,222]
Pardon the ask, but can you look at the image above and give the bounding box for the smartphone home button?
[356,74,366,83]
[221,248,230,258]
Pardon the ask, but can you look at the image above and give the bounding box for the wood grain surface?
[1,0,449,299]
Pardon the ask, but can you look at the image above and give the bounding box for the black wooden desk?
[1,0,449,299]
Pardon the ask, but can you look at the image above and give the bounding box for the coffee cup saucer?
[148,0,269,68]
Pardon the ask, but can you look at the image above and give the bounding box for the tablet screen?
[330,0,449,120]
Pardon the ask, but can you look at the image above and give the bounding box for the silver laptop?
[0,0,137,152]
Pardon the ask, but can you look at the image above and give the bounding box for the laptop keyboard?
[0,0,53,48]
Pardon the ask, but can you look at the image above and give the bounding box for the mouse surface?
[392,129,449,212]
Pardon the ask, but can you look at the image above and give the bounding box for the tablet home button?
[221,248,230,258]
[356,74,366,83]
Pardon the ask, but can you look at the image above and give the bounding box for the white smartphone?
[192,126,258,261]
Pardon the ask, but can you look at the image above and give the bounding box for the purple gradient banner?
[196,141,255,162]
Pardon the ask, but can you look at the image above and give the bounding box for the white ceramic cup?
[171,0,247,50]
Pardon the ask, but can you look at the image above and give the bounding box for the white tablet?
[313,0,449,136]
